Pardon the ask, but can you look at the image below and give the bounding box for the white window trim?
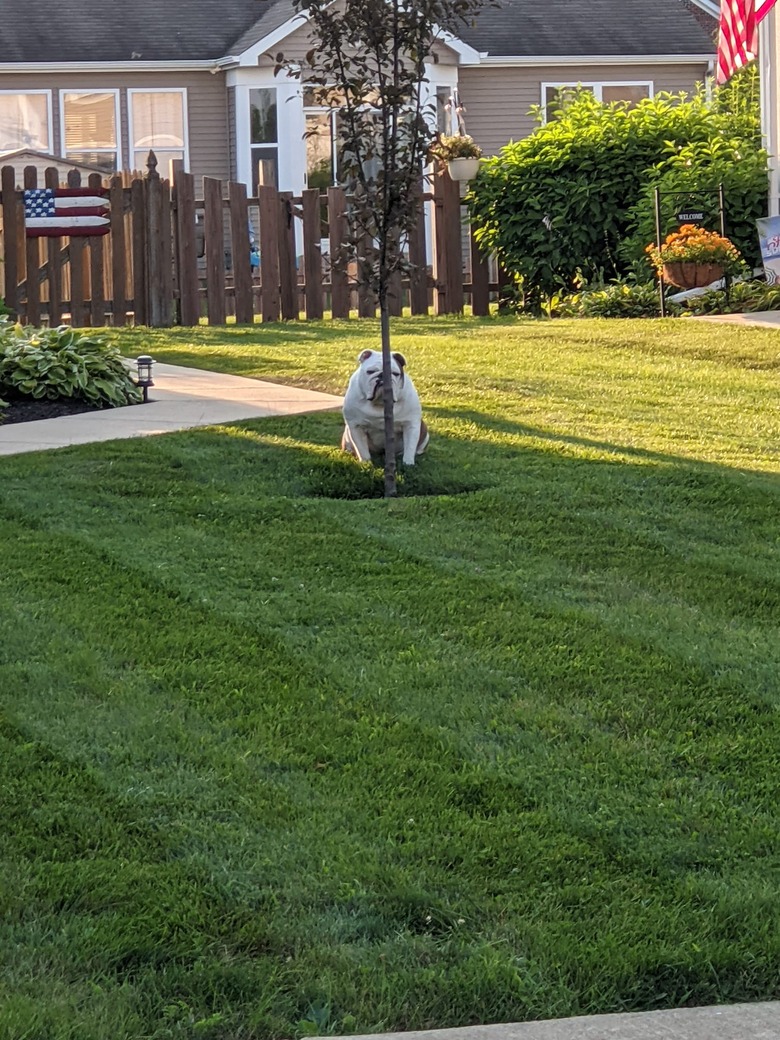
[0,88,54,153]
[541,80,654,121]
[127,87,189,174]
[59,88,122,170]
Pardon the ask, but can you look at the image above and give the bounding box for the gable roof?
[455,0,716,57]
[0,0,715,65]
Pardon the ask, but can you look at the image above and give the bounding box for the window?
[62,91,120,173]
[129,90,187,174]
[250,88,278,192]
[303,86,381,190]
[543,82,652,121]
[436,87,453,135]
[0,92,51,152]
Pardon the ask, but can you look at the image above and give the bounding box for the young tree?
[277,0,490,497]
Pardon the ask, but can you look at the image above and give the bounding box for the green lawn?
[1,315,779,1040]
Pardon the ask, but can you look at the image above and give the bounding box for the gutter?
[476,53,716,67]
[0,60,221,73]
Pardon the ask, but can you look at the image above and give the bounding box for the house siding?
[459,62,711,156]
[0,70,230,185]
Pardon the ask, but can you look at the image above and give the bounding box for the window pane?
[436,87,451,134]
[602,84,651,106]
[64,92,117,150]
[65,151,117,174]
[306,112,333,189]
[250,89,277,144]
[545,85,594,120]
[131,92,184,152]
[0,93,49,151]
[251,146,278,193]
[134,149,184,175]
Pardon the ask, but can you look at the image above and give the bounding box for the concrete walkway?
[341,1002,780,1040]
[694,309,780,329]
[0,361,343,456]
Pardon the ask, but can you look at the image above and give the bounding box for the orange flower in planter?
[646,225,744,288]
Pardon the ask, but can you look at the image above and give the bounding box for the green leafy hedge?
[0,321,142,408]
[468,73,765,313]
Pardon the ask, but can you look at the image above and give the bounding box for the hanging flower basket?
[447,157,481,181]
[662,261,725,290]
[646,225,743,289]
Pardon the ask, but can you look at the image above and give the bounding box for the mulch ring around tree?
[0,397,108,426]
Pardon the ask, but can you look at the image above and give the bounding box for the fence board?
[258,185,281,322]
[109,175,127,324]
[23,167,41,326]
[228,180,254,324]
[44,167,64,326]
[203,176,226,325]
[131,176,147,324]
[327,187,350,319]
[357,233,375,318]
[146,160,170,326]
[407,180,429,316]
[470,232,490,317]
[174,170,199,326]
[433,170,464,315]
[1,167,20,315]
[388,230,402,317]
[88,173,106,325]
[278,192,298,320]
[66,170,88,326]
[302,189,323,320]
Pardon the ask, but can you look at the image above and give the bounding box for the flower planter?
[662,261,725,290]
[447,157,481,181]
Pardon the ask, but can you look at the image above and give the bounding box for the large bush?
[469,74,765,312]
[0,321,142,407]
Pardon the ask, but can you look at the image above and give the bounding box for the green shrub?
[0,321,142,407]
[468,69,763,313]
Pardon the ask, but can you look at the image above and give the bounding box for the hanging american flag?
[23,187,110,238]
[718,0,779,84]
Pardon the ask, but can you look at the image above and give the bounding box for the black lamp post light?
[135,355,155,402]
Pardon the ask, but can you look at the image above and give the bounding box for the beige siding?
[0,70,230,185]
[459,63,710,156]
[257,18,458,66]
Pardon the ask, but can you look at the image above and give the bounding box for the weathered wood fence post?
[144,151,173,327]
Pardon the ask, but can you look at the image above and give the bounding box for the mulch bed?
[1,397,107,426]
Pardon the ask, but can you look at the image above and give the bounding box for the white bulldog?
[341,349,429,465]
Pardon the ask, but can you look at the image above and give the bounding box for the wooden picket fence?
[0,154,506,327]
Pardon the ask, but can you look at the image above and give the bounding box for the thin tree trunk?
[380,301,397,498]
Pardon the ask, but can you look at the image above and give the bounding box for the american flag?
[23,187,110,238]
[717,0,779,84]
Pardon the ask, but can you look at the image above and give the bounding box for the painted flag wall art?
[23,187,110,237]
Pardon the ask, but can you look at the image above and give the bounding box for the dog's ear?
[392,352,406,368]
[358,349,373,364]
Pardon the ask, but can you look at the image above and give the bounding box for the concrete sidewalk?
[0,361,343,456]
[341,1002,780,1040]
[694,310,780,329]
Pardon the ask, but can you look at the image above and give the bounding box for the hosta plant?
[0,321,142,407]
